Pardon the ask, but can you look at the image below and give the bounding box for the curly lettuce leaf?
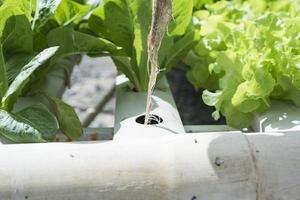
[186,0,300,128]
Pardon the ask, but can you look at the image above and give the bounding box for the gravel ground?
[62,55,116,128]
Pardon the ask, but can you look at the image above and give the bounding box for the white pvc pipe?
[0,132,299,199]
[245,132,300,199]
[114,75,185,141]
[252,100,300,133]
[2,73,300,199]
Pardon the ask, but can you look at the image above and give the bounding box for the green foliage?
[185,0,300,128]
[0,44,7,99]
[47,27,119,59]
[1,47,59,111]
[52,0,91,26]
[2,15,33,54]
[89,0,196,91]
[0,0,114,143]
[32,0,62,30]
[193,0,215,10]
[44,94,82,140]
[0,104,59,143]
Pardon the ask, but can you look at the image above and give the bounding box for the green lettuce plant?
[185,0,300,128]
[88,0,199,91]
[0,0,118,143]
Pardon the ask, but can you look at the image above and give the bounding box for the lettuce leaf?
[186,0,300,128]
[89,0,194,91]
[1,47,59,111]
[0,0,115,143]
[0,104,59,143]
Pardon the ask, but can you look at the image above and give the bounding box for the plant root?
[144,0,172,125]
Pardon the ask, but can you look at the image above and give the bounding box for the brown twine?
[144,0,172,125]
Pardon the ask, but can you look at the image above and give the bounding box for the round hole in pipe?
[136,114,163,125]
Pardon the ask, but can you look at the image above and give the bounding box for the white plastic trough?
[1,74,300,200]
[252,100,300,133]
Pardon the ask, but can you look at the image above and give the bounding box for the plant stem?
[0,43,8,102]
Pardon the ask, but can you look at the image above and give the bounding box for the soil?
[167,68,226,125]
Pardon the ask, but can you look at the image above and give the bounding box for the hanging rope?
[144,0,172,125]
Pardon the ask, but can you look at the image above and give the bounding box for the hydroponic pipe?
[0,131,299,199]
[113,75,185,140]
